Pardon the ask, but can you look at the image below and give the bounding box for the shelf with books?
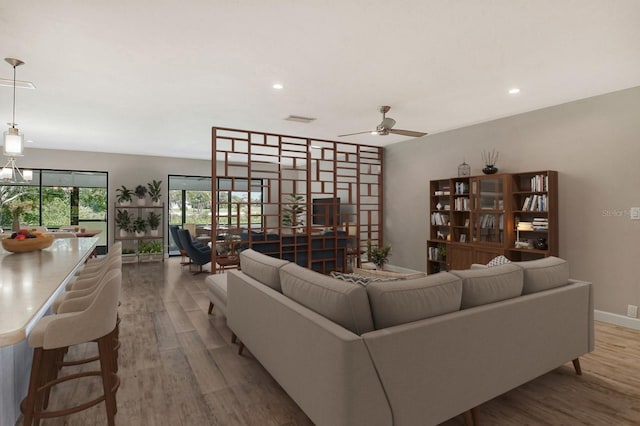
[427,171,558,273]
[510,171,558,258]
[427,240,447,274]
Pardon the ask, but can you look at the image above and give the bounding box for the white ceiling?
[1,1,639,160]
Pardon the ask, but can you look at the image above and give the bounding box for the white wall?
[20,148,211,247]
[385,85,640,318]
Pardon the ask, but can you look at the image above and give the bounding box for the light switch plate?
[630,207,640,220]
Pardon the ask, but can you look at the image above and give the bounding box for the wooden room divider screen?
[211,127,383,274]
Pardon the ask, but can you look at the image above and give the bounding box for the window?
[167,175,263,254]
[0,169,108,252]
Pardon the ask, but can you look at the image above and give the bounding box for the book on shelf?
[431,212,450,226]
[529,174,549,192]
[455,182,469,195]
[454,197,470,211]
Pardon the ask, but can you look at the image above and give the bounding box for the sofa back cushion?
[451,263,523,309]
[366,272,463,329]
[240,249,290,292]
[279,263,374,335]
[513,256,570,294]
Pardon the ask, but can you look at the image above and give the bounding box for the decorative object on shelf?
[457,160,471,177]
[147,211,161,236]
[534,237,548,250]
[2,230,53,253]
[115,186,133,205]
[481,149,499,174]
[134,185,148,206]
[366,240,391,269]
[115,209,133,237]
[1,58,33,183]
[133,216,147,237]
[147,179,162,206]
[436,202,442,210]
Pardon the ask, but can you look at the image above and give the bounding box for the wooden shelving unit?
[114,203,164,263]
[427,171,558,273]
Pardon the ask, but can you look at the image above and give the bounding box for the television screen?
[312,198,340,226]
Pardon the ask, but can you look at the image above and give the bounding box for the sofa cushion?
[366,272,463,329]
[451,263,523,309]
[280,263,374,335]
[239,249,289,292]
[513,256,570,294]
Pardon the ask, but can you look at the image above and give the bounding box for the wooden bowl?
[1,236,54,253]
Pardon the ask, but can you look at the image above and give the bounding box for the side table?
[216,255,240,274]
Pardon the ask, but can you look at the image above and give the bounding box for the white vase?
[152,200,161,206]
[150,229,159,237]
[137,198,146,206]
[135,231,145,238]
[120,200,131,206]
[119,229,128,238]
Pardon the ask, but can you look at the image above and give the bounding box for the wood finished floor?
[28,258,640,425]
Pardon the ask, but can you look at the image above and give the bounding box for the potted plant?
[134,185,148,206]
[147,179,162,206]
[121,247,137,262]
[115,209,133,237]
[133,216,147,237]
[138,240,163,261]
[115,186,133,206]
[147,211,161,236]
[366,240,392,270]
[282,194,306,232]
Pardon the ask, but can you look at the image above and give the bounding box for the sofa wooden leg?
[231,333,237,344]
[463,407,479,426]
[238,342,245,356]
[208,302,214,315]
[572,358,582,375]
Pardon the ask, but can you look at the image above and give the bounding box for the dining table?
[0,236,99,426]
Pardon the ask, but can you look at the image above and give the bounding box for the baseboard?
[594,309,640,330]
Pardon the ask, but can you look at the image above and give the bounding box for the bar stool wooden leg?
[23,347,44,426]
[98,332,117,426]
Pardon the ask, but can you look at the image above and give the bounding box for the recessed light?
[509,88,520,95]
[273,83,284,90]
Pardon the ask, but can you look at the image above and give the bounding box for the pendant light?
[1,57,32,182]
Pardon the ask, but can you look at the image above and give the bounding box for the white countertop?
[0,237,98,347]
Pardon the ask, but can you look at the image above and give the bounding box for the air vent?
[284,115,316,123]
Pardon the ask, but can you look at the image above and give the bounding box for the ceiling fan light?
[3,128,24,156]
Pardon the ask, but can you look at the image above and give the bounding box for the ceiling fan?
[338,106,428,138]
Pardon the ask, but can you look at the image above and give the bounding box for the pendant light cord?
[11,64,16,128]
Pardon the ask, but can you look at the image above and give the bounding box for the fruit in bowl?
[2,229,54,253]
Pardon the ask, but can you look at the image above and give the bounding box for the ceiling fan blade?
[338,130,374,137]
[389,129,428,137]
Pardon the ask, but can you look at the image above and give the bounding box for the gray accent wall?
[385,85,640,318]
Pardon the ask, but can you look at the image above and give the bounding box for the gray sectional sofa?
[225,249,594,426]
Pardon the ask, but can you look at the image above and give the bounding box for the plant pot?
[119,229,129,238]
[119,200,131,206]
[152,200,161,206]
[150,229,159,237]
[137,198,146,206]
[482,165,498,175]
[135,231,145,238]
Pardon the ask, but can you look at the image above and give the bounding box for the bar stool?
[21,269,122,426]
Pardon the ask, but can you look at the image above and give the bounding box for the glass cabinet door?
[471,177,505,244]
